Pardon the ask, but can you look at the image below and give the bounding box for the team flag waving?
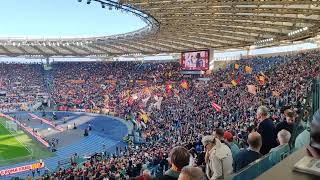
[256,71,267,85]
[245,66,253,74]
[231,80,237,86]
[272,91,280,97]
[165,84,172,93]
[180,80,189,89]
[234,64,240,70]
[258,75,265,85]
[212,102,222,112]
[139,110,149,124]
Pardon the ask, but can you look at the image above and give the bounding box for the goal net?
[5,121,18,132]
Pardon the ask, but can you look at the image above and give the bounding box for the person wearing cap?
[233,132,263,172]
[224,131,240,160]
[256,106,278,155]
[156,146,190,180]
[202,135,233,180]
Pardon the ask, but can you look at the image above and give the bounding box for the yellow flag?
[272,91,280,97]
[231,80,237,86]
[139,110,149,123]
[234,64,239,70]
[141,113,149,123]
[245,66,252,74]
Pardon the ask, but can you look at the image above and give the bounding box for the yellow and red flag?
[245,66,253,74]
[180,80,189,89]
[258,75,265,85]
[231,80,237,86]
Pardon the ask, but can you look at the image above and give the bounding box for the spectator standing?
[224,131,240,160]
[156,146,190,180]
[213,128,230,148]
[202,135,233,180]
[256,106,278,155]
[307,109,320,158]
[295,109,320,150]
[276,109,296,135]
[294,127,310,150]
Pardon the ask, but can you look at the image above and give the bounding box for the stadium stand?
[0,63,47,112]
[1,1,320,179]
[0,49,319,179]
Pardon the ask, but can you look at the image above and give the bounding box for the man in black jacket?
[156,146,190,180]
[276,109,296,135]
[256,106,278,155]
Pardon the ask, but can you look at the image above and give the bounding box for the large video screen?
[181,50,209,71]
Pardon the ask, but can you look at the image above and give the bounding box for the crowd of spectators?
[2,50,320,179]
[49,61,180,114]
[0,63,47,112]
[39,50,320,179]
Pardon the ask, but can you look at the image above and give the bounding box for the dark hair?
[169,146,190,170]
[247,125,254,133]
[214,128,225,138]
[286,111,295,118]
[281,106,292,114]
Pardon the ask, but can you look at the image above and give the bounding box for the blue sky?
[0,0,146,37]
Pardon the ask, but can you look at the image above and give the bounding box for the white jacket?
[206,140,233,180]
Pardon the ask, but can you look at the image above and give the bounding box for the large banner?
[181,50,209,71]
[0,162,44,176]
[64,80,85,84]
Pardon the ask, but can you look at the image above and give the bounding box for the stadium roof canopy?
[0,0,320,57]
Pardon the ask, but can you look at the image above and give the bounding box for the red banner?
[0,162,44,176]
[212,102,222,112]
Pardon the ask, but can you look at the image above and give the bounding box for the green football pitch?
[0,119,30,161]
[0,118,54,166]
